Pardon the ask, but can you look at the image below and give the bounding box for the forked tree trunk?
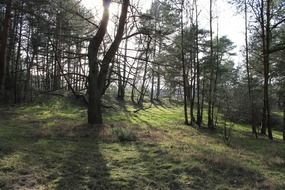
[88,0,129,125]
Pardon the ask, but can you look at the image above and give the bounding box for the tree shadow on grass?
[36,126,114,190]
[132,141,267,190]
[193,125,285,188]
[0,112,114,190]
[197,124,285,157]
[133,143,186,189]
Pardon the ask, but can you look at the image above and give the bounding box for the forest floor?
[0,97,285,190]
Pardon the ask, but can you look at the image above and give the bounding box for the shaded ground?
[0,98,285,189]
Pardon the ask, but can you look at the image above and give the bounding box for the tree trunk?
[88,0,129,124]
[138,37,151,106]
[283,96,285,141]
[208,0,214,128]
[88,5,109,124]
[117,26,128,100]
[150,68,155,103]
[131,63,138,103]
[195,0,201,127]
[14,13,24,103]
[181,0,189,125]
[211,22,220,127]
[261,0,273,139]
[156,36,162,100]
[201,76,206,126]
[190,50,196,125]
[23,28,32,101]
[88,72,103,124]
[245,0,257,137]
[0,0,12,98]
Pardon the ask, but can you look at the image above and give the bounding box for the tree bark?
[156,35,162,100]
[211,22,220,128]
[245,0,257,137]
[208,0,214,128]
[195,0,201,127]
[0,0,12,97]
[190,50,196,125]
[261,0,273,139]
[201,75,206,126]
[117,25,128,100]
[14,12,24,103]
[181,0,189,125]
[138,36,151,106]
[88,0,129,124]
[283,96,285,141]
[88,4,110,125]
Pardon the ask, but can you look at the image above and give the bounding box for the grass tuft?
[112,127,137,142]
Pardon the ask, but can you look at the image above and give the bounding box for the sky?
[81,0,245,65]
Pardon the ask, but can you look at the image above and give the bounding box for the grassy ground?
[0,97,285,190]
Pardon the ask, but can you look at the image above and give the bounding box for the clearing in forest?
[0,98,285,189]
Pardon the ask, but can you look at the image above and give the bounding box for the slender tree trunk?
[45,41,50,91]
[195,0,201,127]
[23,28,32,101]
[131,62,139,103]
[212,22,220,127]
[208,0,214,128]
[75,43,81,91]
[138,37,151,106]
[122,37,127,98]
[201,76,206,126]
[117,54,122,98]
[156,36,162,100]
[190,73,196,125]
[190,48,196,125]
[150,36,156,103]
[181,0,189,125]
[283,96,285,141]
[261,0,272,139]
[150,68,155,102]
[55,13,62,90]
[14,13,24,103]
[0,0,12,98]
[245,0,257,137]
[265,0,273,140]
[67,43,71,91]
[151,14,157,103]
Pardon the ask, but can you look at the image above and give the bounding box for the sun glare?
[109,3,121,16]
[81,0,120,16]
